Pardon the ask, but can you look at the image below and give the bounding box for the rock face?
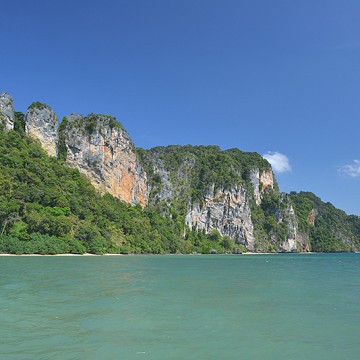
[185,184,256,249]
[25,103,59,157]
[60,114,148,207]
[2,91,358,253]
[251,169,274,205]
[277,201,298,252]
[140,146,286,250]
[0,93,14,131]
[139,145,311,252]
[308,209,316,226]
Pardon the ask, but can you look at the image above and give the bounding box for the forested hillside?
[0,128,173,254]
[137,145,300,252]
[290,192,360,252]
[1,105,359,254]
[0,125,251,254]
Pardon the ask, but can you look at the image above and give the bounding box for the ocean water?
[0,254,359,360]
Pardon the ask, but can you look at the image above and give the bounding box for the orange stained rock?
[260,170,274,192]
[308,209,316,226]
[65,126,148,208]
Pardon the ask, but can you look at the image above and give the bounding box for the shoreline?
[0,253,123,256]
[0,251,330,256]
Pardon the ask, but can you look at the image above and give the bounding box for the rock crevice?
[0,93,14,131]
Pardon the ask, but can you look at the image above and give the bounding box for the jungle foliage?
[137,145,272,204]
[0,129,243,254]
[290,192,360,252]
[1,123,359,254]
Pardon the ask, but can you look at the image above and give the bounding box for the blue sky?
[2,0,360,215]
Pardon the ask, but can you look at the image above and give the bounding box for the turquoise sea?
[1,253,359,359]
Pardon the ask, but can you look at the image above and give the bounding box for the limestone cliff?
[185,184,256,249]
[289,191,358,252]
[59,113,148,207]
[1,91,359,253]
[308,209,316,226]
[25,103,59,157]
[138,145,297,251]
[250,168,274,205]
[0,93,14,131]
[274,197,298,252]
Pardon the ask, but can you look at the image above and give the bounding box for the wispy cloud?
[338,160,360,178]
[262,151,291,173]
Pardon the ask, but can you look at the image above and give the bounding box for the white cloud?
[262,151,291,173]
[338,160,360,178]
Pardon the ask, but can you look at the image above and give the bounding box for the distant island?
[1,92,359,254]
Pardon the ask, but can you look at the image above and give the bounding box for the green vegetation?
[14,112,26,133]
[57,116,69,161]
[0,129,240,254]
[68,113,126,135]
[0,115,6,130]
[138,145,271,205]
[27,102,50,111]
[57,113,129,161]
[139,145,360,253]
[249,190,294,252]
[0,119,359,254]
[138,145,290,252]
[290,192,360,252]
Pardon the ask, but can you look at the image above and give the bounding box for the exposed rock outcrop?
[2,91,359,253]
[296,233,311,252]
[185,184,255,249]
[149,153,196,204]
[260,169,274,191]
[140,144,313,252]
[251,169,274,205]
[25,103,59,157]
[60,114,148,207]
[0,93,14,131]
[278,202,298,252]
[140,146,279,251]
[308,209,316,226]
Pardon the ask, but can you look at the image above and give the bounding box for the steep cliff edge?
[19,100,148,207]
[185,184,256,249]
[138,145,300,252]
[0,93,14,132]
[290,192,360,252]
[59,113,148,207]
[1,91,359,254]
[25,102,59,157]
[0,92,305,252]
[250,168,274,205]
